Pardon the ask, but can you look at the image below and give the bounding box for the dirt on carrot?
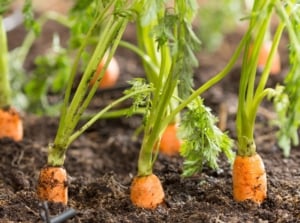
[130,173,165,209]
[159,124,182,156]
[90,56,120,89]
[37,166,68,205]
[0,107,23,141]
[232,153,267,205]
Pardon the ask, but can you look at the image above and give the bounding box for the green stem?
[54,15,116,146]
[82,107,145,120]
[161,32,248,128]
[137,46,177,176]
[252,88,275,116]
[54,10,111,149]
[236,0,284,156]
[48,1,132,166]
[245,24,267,106]
[48,87,152,167]
[251,24,274,97]
[67,87,153,146]
[136,19,160,86]
[238,2,271,121]
[75,18,128,123]
[275,1,300,56]
[251,23,285,119]
[119,40,159,75]
[0,16,11,108]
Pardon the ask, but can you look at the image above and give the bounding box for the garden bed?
[1,11,300,223]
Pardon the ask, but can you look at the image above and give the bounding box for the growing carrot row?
[1,0,299,214]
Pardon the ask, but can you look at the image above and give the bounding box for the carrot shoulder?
[90,56,120,89]
[159,123,182,156]
[37,166,68,205]
[130,173,165,209]
[0,107,23,141]
[232,153,267,204]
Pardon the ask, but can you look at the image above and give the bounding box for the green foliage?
[153,13,178,48]
[24,35,71,115]
[70,0,93,12]
[124,78,152,117]
[272,4,300,156]
[68,2,100,49]
[150,1,200,98]
[268,85,292,157]
[197,0,243,52]
[0,0,12,15]
[180,98,234,177]
[22,0,40,34]
[178,19,201,99]
[257,1,300,157]
[8,52,27,110]
[235,0,281,156]
[136,0,166,26]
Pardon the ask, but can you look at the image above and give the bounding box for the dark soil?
[1,9,300,223]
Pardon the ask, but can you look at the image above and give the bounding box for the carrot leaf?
[269,1,300,157]
[272,47,300,157]
[24,35,71,115]
[180,98,234,177]
[124,78,152,117]
[22,0,40,34]
[0,0,12,15]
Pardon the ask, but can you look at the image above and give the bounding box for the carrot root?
[159,124,181,156]
[37,166,68,205]
[257,41,281,75]
[130,174,165,209]
[0,107,23,141]
[232,153,267,204]
[90,56,120,89]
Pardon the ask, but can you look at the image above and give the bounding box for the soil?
[1,9,300,223]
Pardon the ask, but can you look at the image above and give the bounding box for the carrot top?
[46,1,146,167]
[271,1,300,157]
[125,0,241,178]
[236,1,285,157]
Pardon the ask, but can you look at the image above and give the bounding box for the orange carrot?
[37,166,68,205]
[249,41,281,75]
[0,107,23,141]
[90,56,120,89]
[130,173,165,209]
[257,41,281,75]
[159,123,182,156]
[232,153,267,204]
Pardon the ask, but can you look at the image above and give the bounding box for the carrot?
[37,166,68,205]
[249,40,281,75]
[159,123,182,156]
[258,40,281,75]
[90,56,120,89]
[130,173,165,209]
[0,17,22,141]
[0,107,23,141]
[232,153,267,204]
